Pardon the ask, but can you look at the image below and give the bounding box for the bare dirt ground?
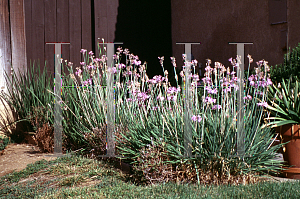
[0,141,296,184]
[0,143,57,177]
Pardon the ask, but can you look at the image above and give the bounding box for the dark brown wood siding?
[0,0,12,92]
[24,0,118,77]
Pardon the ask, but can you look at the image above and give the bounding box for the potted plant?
[265,78,300,178]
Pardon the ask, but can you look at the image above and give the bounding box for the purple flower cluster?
[82,78,93,86]
[136,92,150,102]
[243,95,252,101]
[80,49,87,54]
[157,96,165,101]
[170,57,177,68]
[147,75,165,84]
[167,87,181,94]
[212,105,222,110]
[191,115,202,122]
[107,67,117,74]
[75,68,82,76]
[167,95,177,101]
[117,63,126,69]
[205,96,216,104]
[257,101,268,107]
[248,74,272,88]
[133,60,142,66]
[122,71,132,77]
[205,87,218,94]
[126,98,135,102]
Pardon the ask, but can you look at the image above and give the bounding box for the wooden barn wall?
[0,0,27,91]
[24,0,119,78]
[0,0,11,92]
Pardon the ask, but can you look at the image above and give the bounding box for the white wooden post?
[176,42,200,157]
[100,42,122,157]
[46,42,70,156]
[229,42,253,156]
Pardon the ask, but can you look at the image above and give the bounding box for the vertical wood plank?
[31,0,45,70]
[57,0,70,64]
[0,0,12,127]
[81,0,92,53]
[24,0,31,70]
[107,0,118,43]
[69,0,81,72]
[0,0,12,93]
[94,0,108,58]
[99,0,107,17]
[45,0,56,77]
[10,0,27,76]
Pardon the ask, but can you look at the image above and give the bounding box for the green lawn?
[1,154,300,199]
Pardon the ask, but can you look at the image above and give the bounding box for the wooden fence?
[0,0,119,82]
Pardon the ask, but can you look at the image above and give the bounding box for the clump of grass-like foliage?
[57,46,284,185]
[0,42,284,185]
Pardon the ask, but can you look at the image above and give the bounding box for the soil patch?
[0,143,57,177]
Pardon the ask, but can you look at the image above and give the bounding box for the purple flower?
[152,106,158,111]
[122,71,132,77]
[205,87,212,92]
[80,62,85,66]
[118,63,126,69]
[233,84,239,91]
[117,47,123,54]
[170,57,177,67]
[80,49,87,54]
[137,92,149,101]
[257,102,268,107]
[192,74,200,81]
[167,96,173,101]
[101,55,107,61]
[157,96,165,101]
[205,87,218,94]
[133,60,141,66]
[267,78,272,86]
[107,67,117,74]
[89,51,94,56]
[212,105,222,110]
[243,95,252,101]
[113,54,118,60]
[191,115,202,122]
[210,88,218,94]
[134,73,140,78]
[123,48,130,55]
[158,56,164,66]
[202,77,211,84]
[205,96,216,104]
[180,71,184,78]
[167,87,180,95]
[75,68,82,76]
[192,59,198,66]
[248,74,255,82]
[223,87,231,93]
[148,75,165,84]
[83,80,88,86]
[87,65,95,69]
[256,60,264,67]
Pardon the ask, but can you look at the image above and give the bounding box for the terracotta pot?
[276,124,300,179]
